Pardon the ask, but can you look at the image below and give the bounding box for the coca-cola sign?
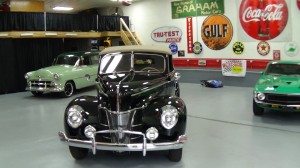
[239,0,288,41]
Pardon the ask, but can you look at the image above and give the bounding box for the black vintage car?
[58,45,187,162]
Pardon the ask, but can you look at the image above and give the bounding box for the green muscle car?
[253,61,300,115]
[25,51,99,97]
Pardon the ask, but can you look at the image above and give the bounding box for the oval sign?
[193,41,203,54]
[169,42,178,55]
[151,26,182,43]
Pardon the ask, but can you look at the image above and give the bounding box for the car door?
[80,54,99,88]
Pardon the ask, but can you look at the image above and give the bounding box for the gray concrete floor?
[1,83,300,168]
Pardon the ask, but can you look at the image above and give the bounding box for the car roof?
[58,51,99,57]
[268,60,300,65]
[99,45,172,55]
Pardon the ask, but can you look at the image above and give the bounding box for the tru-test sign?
[172,0,224,19]
[151,26,182,43]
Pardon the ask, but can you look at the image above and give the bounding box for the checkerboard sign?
[221,60,247,77]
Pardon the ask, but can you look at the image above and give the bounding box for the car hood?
[255,75,300,94]
[29,65,73,79]
[99,72,168,110]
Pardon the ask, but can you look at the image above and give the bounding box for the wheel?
[69,146,88,160]
[31,91,43,96]
[253,99,264,116]
[168,148,182,162]
[140,67,160,72]
[60,81,74,97]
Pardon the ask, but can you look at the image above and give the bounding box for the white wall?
[122,0,300,60]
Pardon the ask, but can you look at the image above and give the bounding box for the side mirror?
[175,72,181,80]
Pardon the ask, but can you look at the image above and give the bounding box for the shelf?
[0,31,123,38]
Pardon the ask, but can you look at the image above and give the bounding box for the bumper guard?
[58,130,187,157]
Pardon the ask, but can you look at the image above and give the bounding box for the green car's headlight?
[160,105,178,129]
[257,92,266,101]
[25,73,30,79]
[53,73,60,80]
[67,105,84,129]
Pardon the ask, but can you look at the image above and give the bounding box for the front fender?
[64,95,98,138]
[142,96,187,140]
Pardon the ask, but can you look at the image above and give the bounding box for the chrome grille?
[30,81,53,88]
[266,93,300,105]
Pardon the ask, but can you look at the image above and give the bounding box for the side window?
[90,55,99,65]
[82,57,90,65]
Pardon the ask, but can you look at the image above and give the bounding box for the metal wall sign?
[239,0,289,41]
[232,41,245,55]
[284,42,299,57]
[257,41,270,56]
[193,42,203,54]
[171,0,224,19]
[151,26,182,43]
[186,18,194,53]
[201,14,233,50]
[222,60,247,77]
[169,42,179,55]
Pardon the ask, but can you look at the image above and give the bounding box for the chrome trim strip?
[254,98,300,107]
[99,106,145,114]
[58,131,187,157]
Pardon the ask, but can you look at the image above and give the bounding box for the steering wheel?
[140,67,160,72]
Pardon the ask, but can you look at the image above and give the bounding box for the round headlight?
[25,73,29,79]
[160,105,178,129]
[53,73,60,80]
[257,92,265,101]
[84,125,96,139]
[67,105,83,128]
[146,127,159,141]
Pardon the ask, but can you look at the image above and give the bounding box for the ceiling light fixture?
[53,6,73,11]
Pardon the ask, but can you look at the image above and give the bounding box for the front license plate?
[271,104,279,108]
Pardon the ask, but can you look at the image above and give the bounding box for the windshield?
[53,55,79,66]
[265,63,300,75]
[99,53,165,74]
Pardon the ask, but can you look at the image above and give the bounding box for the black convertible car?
[58,45,187,162]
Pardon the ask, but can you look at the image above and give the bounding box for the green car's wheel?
[69,146,88,160]
[168,148,182,162]
[60,81,74,98]
[31,91,43,96]
[253,99,264,116]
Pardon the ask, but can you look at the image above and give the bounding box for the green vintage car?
[253,61,300,115]
[25,51,99,97]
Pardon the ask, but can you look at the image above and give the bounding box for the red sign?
[239,0,288,41]
[273,50,281,60]
[186,18,193,53]
[298,0,300,10]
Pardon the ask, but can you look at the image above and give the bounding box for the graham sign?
[151,26,182,43]
[172,0,224,19]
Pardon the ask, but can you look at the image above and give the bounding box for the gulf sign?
[151,26,182,43]
[201,14,233,50]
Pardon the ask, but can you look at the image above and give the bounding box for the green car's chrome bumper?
[254,98,300,111]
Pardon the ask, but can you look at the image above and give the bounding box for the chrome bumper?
[58,131,187,157]
[254,98,300,109]
[26,86,64,92]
